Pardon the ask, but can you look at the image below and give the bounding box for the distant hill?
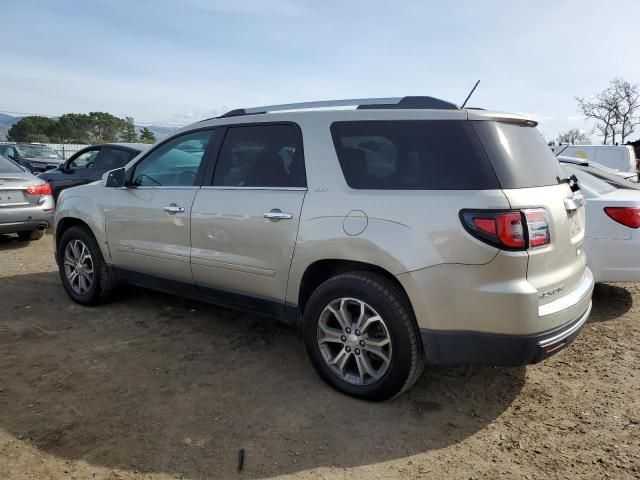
[0,113,176,142]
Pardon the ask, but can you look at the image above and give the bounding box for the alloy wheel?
[317,297,393,385]
[63,239,95,295]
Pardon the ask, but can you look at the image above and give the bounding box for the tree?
[611,78,640,143]
[85,112,126,143]
[556,129,590,145]
[576,77,640,145]
[121,117,139,142]
[7,116,57,142]
[56,113,91,143]
[139,127,156,144]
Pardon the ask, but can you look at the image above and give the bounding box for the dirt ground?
[0,234,638,480]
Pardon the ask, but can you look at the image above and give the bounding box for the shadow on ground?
[0,271,524,479]
[589,282,633,323]
[0,234,31,251]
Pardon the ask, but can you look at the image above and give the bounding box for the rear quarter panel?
[285,114,512,305]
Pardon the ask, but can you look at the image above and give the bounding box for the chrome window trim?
[127,186,202,190]
[200,186,308,191]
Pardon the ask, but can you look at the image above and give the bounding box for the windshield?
[562,164,616,195]
[14,145,62,160]
[0,155,25,174]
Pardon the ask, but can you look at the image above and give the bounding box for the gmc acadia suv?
[53,96,594,401]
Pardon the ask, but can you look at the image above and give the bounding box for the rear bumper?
[0,205,54,234]
[420,301,591,366]
[585,236,640,283]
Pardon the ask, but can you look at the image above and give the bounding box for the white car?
[558,155,637,182]
[563,163,640,283]
[554,144,638,173]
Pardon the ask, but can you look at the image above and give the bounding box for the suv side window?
[212,124,306,188]
[132,130,213,187]
[95,147,137,170]
[68,148,100,169]
[331,120,499,190]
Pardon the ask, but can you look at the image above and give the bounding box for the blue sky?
[3,0,640,141]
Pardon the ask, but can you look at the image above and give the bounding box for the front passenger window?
[132,130,213,187]
[69,149,100,169]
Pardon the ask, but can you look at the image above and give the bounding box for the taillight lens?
[25,183,53,196]
[604,207,640,228]
[461,209,550,251]
[523,209,551,248]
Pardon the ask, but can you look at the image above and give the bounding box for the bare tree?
[576,77,640,145]
[611,77,640,143]
[556,129,590,145]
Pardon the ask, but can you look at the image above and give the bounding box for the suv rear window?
[330,120,499,190]
[471,121,566,188]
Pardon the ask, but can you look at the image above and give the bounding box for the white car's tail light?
[604,206,640,228]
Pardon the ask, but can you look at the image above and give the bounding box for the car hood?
[23,156,64,164]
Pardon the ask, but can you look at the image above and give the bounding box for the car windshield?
[562,164,616,195]
[0,155,25,174]
[14,144,62,159]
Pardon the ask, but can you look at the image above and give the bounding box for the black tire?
[303,271,425,401]
[57,225,116,305]
[17,229,44,241]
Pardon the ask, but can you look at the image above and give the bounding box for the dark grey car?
[0,143,64,173]
[37,143,147,200]
[0,154,55,240]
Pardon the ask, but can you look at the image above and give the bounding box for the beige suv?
[54,97,594,401]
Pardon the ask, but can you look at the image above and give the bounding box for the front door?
[105,129,216,283]
[190,124,307,315]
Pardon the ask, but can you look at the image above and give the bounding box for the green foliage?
[7,116,57,142]
[7,112,150,144]
[139,127,156,144]
[121,117,139,142]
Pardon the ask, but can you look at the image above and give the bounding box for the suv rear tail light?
[460,209,550,251]
[604,206,640,228]
[25,183,53,196]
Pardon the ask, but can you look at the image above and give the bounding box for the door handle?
[264,209,293,221]
[163,204,185,215]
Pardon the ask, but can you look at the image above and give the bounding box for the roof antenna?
[460,80,480,109]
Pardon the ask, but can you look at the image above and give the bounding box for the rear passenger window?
[213,124,306,188]
[331,120,499,190]
[95,148,136,170]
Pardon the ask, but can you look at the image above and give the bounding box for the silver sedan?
[0,154,54,241]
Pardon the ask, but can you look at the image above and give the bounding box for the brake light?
[461,209,550,250]
[604,207,640,228]
[25,183,53,196]
[524,209,551,247]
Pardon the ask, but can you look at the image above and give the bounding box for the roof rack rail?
[218,96,458,118]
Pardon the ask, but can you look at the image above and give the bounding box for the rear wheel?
[57,226,116,305]
[303,272,425,401]
[17,229,44,241]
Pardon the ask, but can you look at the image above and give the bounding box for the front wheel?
[303,272,425,401]
[57,226,116,305]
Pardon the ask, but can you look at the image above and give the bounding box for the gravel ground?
[0,234,639,480]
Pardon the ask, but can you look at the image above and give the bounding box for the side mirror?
[103,167,127,188]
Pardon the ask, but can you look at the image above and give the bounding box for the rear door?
[190,123,306,316]
[104,130,215,283]
[473,121,587,307]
